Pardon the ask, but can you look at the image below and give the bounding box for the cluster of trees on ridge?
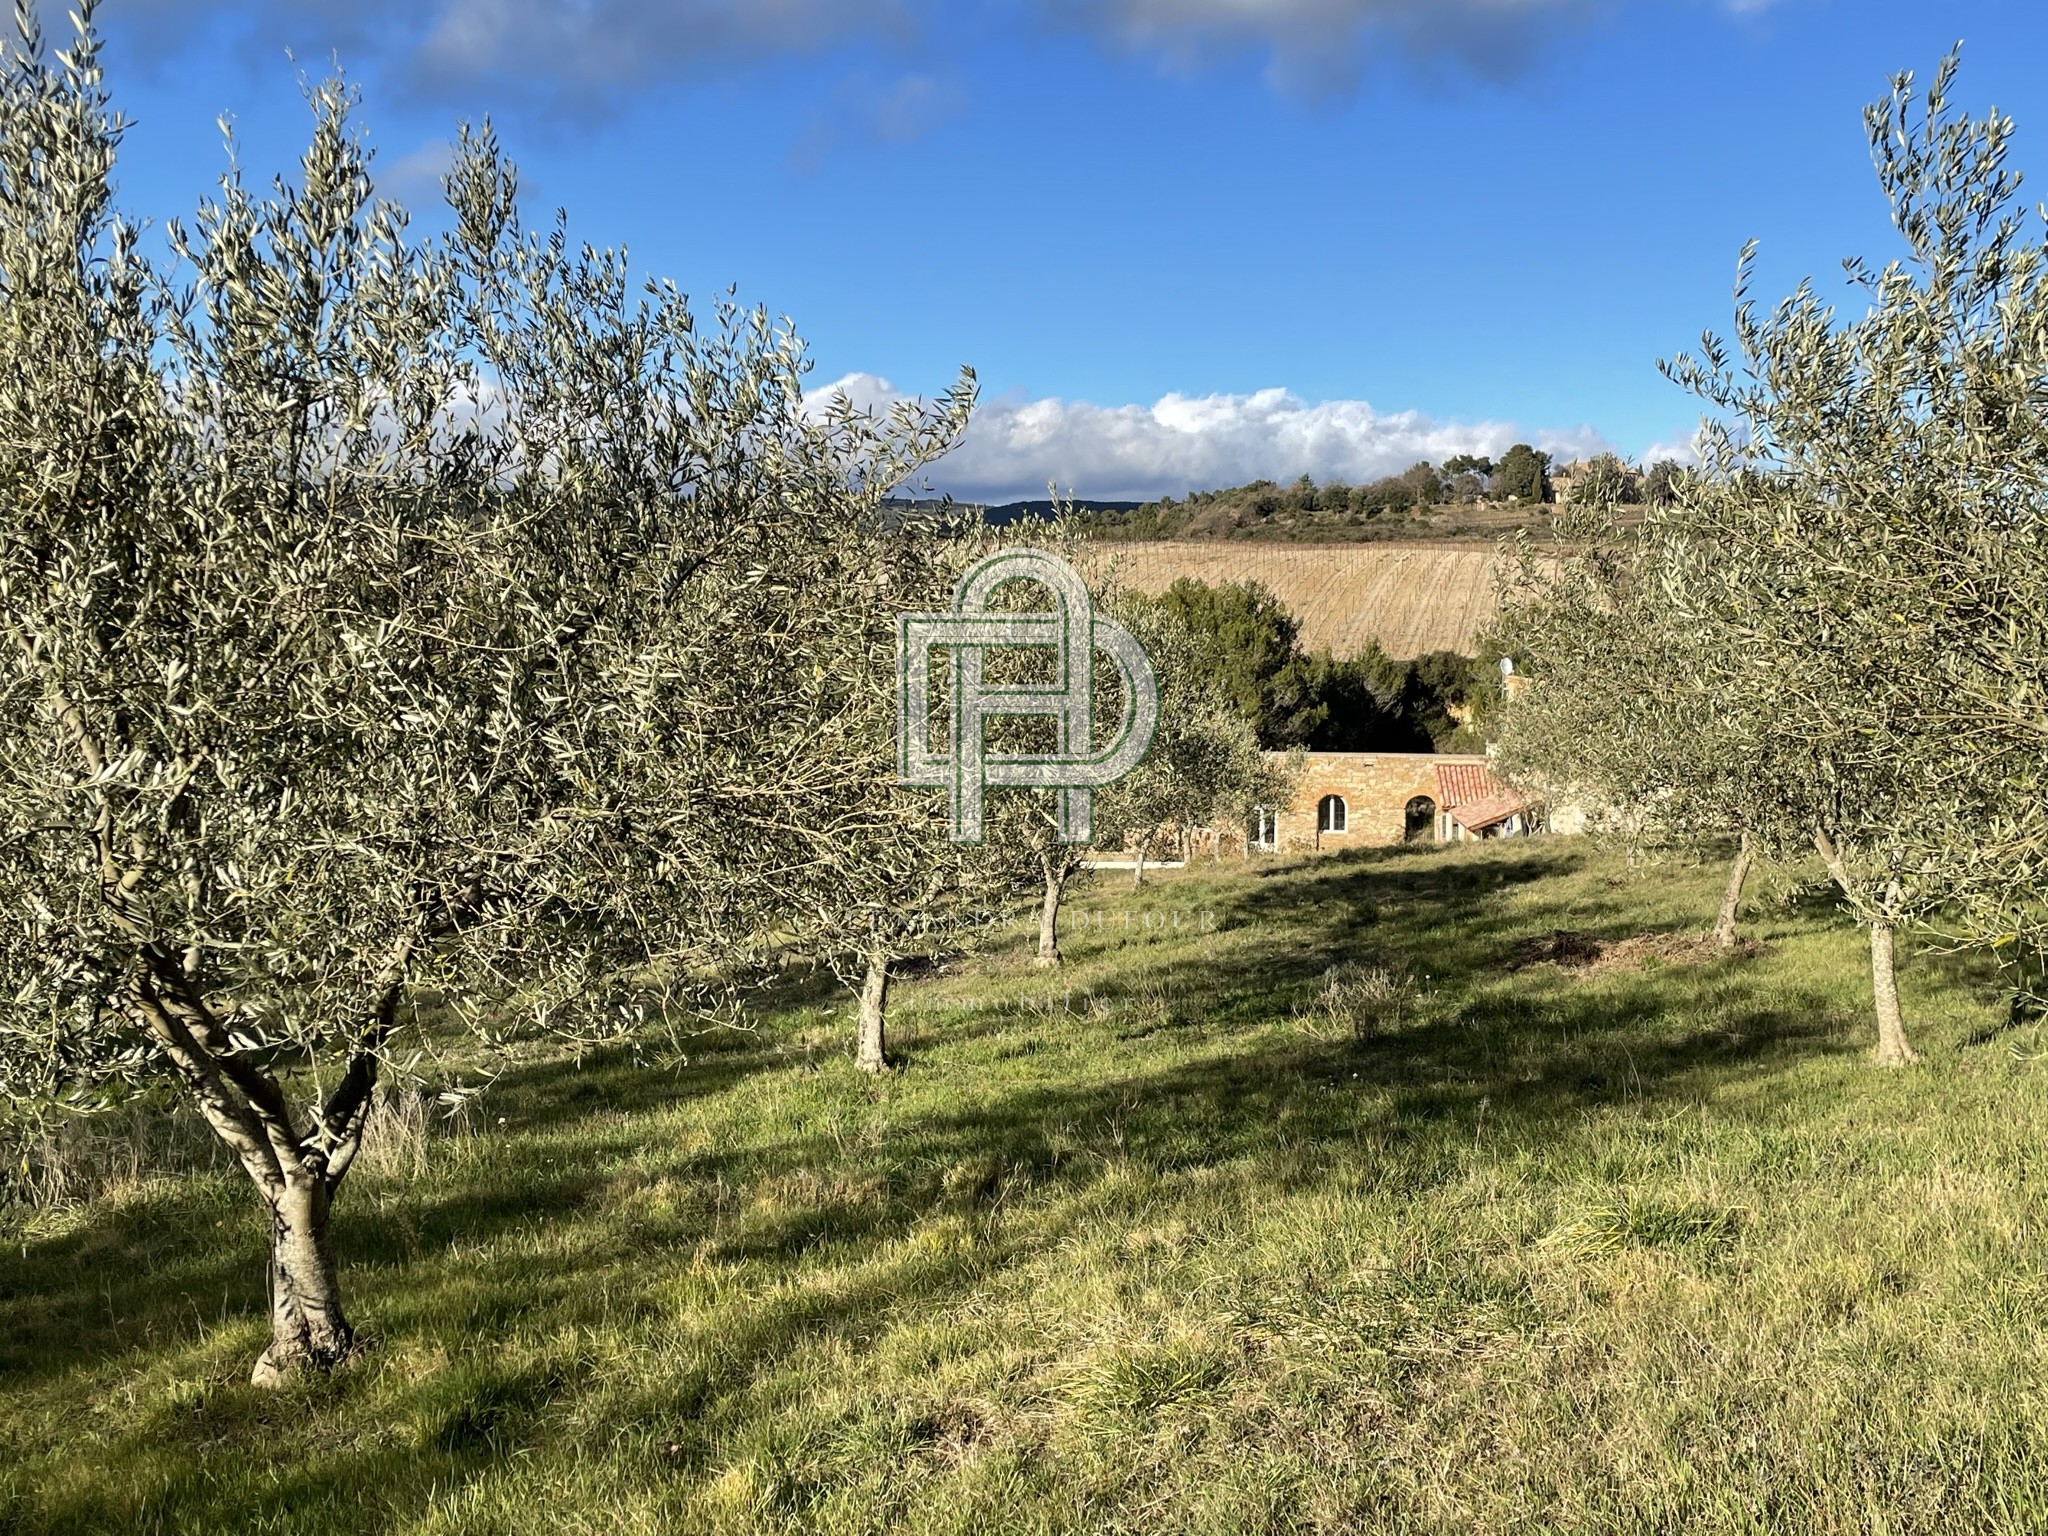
[1557,452,1686,508]
[1073,446,1687,543]
[1494,51,2048,1069]
[1141,578,1497,755]
[0,16,1281,1386]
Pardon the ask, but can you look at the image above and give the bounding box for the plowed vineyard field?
[1096,541,1518,659]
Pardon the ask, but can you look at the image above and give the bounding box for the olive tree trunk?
[1869,919,1920,1067]
[1813,831,1919,1066]
[253,1174,354,1387]
[126,960,399,1386]
[856,950,892,1074]
[1131,831,1153,891]
[1712,830,1754,948]
[1037,851,1065,967]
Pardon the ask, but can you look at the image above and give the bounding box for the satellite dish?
[1499,657,1516,678]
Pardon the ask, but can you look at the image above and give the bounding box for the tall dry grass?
[2,1083,473,1211]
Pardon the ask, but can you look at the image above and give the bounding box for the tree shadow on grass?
[0,1017,807,1390]
[0,842,1871,1534]
[0,1178,261,1383]
[0,845,1799,1357]
[1152,845,1681,1027]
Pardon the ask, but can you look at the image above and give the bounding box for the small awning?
[1449,789,1540,832]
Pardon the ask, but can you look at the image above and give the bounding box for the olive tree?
[1562,453,1642,506]
[0,12,971,1379]
[908,520,1153,972]
[826,828,1031,1074]
[818,806,1034,1074]
[1009,589,1282,967]
[791,515,1041,1073]
[1095,597,1280,891]
[1492,508,1788,948]
[1653,49,2048,1062]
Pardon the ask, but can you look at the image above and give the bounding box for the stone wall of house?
[1274,752,1487,851]
[1180,750,1559,859]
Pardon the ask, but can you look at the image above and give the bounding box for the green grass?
[6,839,2048,1534]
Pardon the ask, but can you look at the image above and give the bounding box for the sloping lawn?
[5,840,2045,1535]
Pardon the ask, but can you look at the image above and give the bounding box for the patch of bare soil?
[1511,929,1764,976]
[906,1399,995,1467]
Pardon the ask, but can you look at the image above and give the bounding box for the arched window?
[1404,796,1437,842]
[1317,794,1347,834]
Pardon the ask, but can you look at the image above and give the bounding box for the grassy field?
[6,839,2048,1534]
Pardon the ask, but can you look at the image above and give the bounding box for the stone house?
[1194,751,1546,856]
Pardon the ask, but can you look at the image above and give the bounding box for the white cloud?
[101,0,1777,119]
[103,0,912,117]
[378,138,454,205]
[811,372,1619,503]
[789,70,969,174]
[414,0,910,109]
[1636,426,1707,467]
[1045,0,1600,94]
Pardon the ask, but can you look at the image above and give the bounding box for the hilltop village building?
[1192,752,1547,858]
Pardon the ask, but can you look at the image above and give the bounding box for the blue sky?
[74,0,2048,501]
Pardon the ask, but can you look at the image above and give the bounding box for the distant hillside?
[1093,541,1524,659]
[882,497,1146,529]
[982,497,1146,527]
[1072,468,1557,545]
[892,456,1666,544]
[887,489,1562,544]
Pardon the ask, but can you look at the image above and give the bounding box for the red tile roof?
[1432,761,1497,808]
